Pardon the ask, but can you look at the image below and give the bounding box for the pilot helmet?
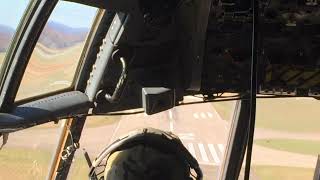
[90,128,203,180]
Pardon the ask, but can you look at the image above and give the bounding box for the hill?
[0,21,88,52]
[0,24,14,52]
[38,21,88,49]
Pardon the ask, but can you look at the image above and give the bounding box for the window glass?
[0,122,62,180]
[0,0,30,67]
[68,96,236,179]
[248,97,320,180]
[15,1,97,101]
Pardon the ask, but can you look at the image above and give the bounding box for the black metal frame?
[47,9,111,180]
[218,98,251,180]
[0,1,105,179]
[219,0,259,178]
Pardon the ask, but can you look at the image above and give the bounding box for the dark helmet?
[89,128,202,180]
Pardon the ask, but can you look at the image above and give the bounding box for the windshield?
[0,0,30,67]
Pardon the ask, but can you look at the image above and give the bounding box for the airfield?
[0,43,319,180]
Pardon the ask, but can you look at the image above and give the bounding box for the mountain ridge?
[0,21,89,52]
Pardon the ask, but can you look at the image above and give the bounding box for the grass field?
[211,101,235,121]
[212,98,320,133]
[84,116,121,128]
[255,139,320,156]
[32,115,121,130]
[16,43,84,101]
[0,53,5,64]
[253,165,315,180]
[68,155,90,180]
[0,147,91,180]
[0,147,52,180]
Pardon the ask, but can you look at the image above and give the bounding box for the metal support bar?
[219,98,251,180]
[47,119,73,180]
[244,0,260,178]
[46,10,110,180]
[314,155,320,180]
[46,115,88,180]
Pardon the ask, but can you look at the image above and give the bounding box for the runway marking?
[218,144,225,153]
[168,110,173,119]
[50,80,71,86]
[207,112,213,118]
[187,143,197,159]
[178,133,195,140]
[169,121,174,132]
[193,113,199,119]
[200,113,207,119]
[208,144,220,164]
[198,143,209,162]
[169,110,174,131]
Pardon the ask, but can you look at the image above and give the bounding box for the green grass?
[0,147,93,180]
[0,53,5,62]
[84,116,121,128]
[0,147,52,180]
[255,98,320,133]
[255,139,320,156]
[68,156,90,180]
[211,101,235,121]
[31,116,121,130]
[253,165,314,180]
[212,98,320,133]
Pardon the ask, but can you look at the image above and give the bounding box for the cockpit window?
[15,1,97,101]
[0,0,30,70]
[68,96,236,180]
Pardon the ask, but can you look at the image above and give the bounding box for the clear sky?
[0,0,97,29]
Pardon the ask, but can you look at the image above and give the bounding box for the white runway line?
[50,80,71,86]
[168,110,173,119]
[193,113,199,119]
[198,143,209,162]
[168,110,174,131]
[187,143,196,159]
[207,112,213,118]
[178,133,195,140]
[200,113,207,119]
[208,144,220,164]
[218,144,225,153]
[169,121,174,131]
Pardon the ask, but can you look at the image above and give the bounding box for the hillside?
[0,21,88,52]
[0,24,14,52]
[38,21,88,49]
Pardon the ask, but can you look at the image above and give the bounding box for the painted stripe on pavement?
[187,143,196,159]
[208,144,220,164]
[200,113,207,119]
[198,143,209,162]
[193,113,199,119]
[218,144,225,153]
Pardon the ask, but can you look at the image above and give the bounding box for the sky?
[0,0,97,29]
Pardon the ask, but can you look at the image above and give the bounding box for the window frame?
[0,0,98,108]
